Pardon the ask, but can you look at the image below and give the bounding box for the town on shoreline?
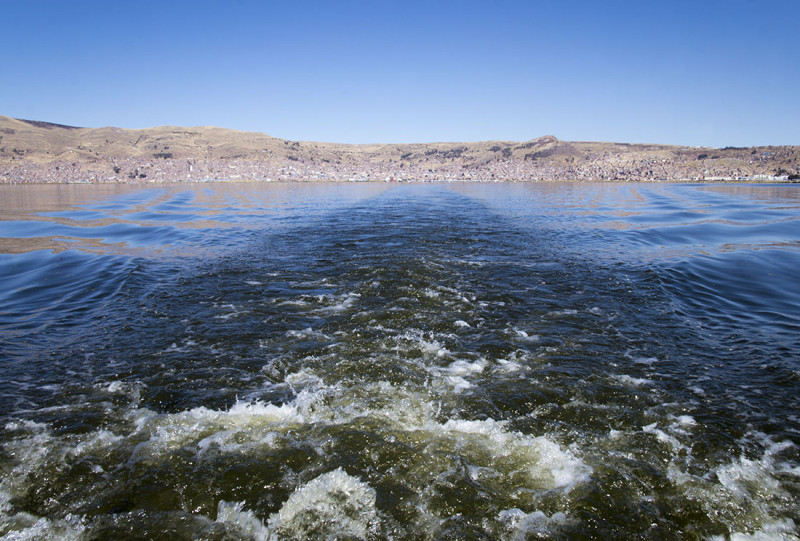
[2,116,798,184]
[3,156,797,185]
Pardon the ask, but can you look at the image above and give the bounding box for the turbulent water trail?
[1,184,799,539]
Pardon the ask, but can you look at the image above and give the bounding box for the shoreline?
[1,158,794,185]
[1,177,796,186]
[3,116,797,185]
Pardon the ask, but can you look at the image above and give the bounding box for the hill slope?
[1,116,797,183]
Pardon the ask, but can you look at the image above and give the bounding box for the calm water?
[1,182,799,540]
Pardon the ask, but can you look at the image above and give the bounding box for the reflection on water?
[0,182,392,255]
[1,182,799,540]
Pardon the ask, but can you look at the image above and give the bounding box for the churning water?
[0,182,799,540]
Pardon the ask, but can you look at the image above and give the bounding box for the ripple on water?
[0,182,799,539]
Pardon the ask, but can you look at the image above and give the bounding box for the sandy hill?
[0,115,581,165]
[1,115,797,183]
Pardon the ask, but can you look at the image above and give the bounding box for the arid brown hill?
[1,115,797,183]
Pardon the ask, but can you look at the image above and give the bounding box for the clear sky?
[2,0,799,147]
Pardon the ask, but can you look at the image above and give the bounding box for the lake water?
[1,181,799,540]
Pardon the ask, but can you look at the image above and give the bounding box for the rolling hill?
[1,115,797,183]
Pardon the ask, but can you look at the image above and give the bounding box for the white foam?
[0,513,85,541]
[4,419,49,433]
[276,299,310,307]
[213,302,247,320]
[1,422,56,505]
[0,370,601,540]
[495,359,524,373]
[126,393,316,458]
[445,375,473,393]
[667,433,798,538]
[514,328,540,341]
[548,309,578,317]
[397,330,449,358]
[454,319,471,328]
[614,374,652,387]
[710,519,799,541]
[269,468,379,540]
[216,501,272,541]
[426,343,449,358]
[316,292,360,313]
[68,429,123,458]
[0,422,87,539]
[284,369,324,390]
[444,359,487,377]
[120,379,435,462]
[359,381,439,429]
[436,418,591,489]
[642,423,683,452]
[714,439,793,500]
[285,328,330,340]
[106,380,125,393]
[498,508,568,540]
[130,380,592,497]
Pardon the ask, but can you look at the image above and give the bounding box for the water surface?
[1,182,799,540]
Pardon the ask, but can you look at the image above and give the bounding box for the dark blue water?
[1,182,799,540]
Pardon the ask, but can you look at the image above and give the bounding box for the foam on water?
[216,501,273,541]
[270,468,379,539]
[494,358,525,373]
[497,508,568,541]
[714,520,800,541]
[442,358,486,377]
[0,422,90,540]
[315,292,360,314]
[144,376,592,501]
[0,367,596,537]
[513,328,540,342]
[0,513,85,541]
[2,182,800,538]
[614,374,652,387]
[436,418,590,489]
[125,392,316,458]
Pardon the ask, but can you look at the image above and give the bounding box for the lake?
[1,181,799,540]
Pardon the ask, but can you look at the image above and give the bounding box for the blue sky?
[2,0,798,146]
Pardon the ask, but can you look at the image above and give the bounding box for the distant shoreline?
[2,115,798,184]
[2,177,797,186]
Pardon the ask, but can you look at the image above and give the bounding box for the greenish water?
[1,182,799,539]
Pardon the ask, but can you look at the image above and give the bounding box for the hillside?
[1,116,797,183]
